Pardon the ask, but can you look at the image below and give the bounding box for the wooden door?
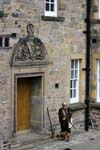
[17,78,30,132]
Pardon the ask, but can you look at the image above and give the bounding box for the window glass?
[5,37,9,47]
[0,37,3,47]
[51,4,54,11]
[46,3,49,11]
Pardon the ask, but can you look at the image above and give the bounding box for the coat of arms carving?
[11,24,48,66]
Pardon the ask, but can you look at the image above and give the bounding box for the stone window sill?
[41,16,65,22]
[91,19,100,23]
[69,103,86,111]
[69,102,100,111]
[90,102,100,109]
[0,47,11,50]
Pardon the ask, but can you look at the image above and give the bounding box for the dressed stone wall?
[0,0,87,139]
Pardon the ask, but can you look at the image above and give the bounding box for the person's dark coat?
[58,107,72,132]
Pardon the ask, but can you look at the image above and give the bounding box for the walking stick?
[68,120,76,129]
[47,107,55,138]
[66,114,76,130]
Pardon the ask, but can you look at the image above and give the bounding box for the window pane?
[46,0,49,2]
[46,3,49,11]
[75,70,78,78]
[99,70,100,79]
[71,80,76,89]
[51,0,54,2]
[71,80,74,88]
[73,80,76,88]
[51,4,54,11]
[99,61,100,69]
[70,89,72,98]
[5,37,9,47]
[73,89,76,97]
[75,60,78,68]
[71,70,74,78]
[70,80,72,88]
[71,60,74,69]
[0,38,2,47]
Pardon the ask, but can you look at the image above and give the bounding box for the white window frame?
[97,60,100,102]
[70,59,80,104]
[99,0,100,19]
[0,36,9,48]
[44,0,57,17]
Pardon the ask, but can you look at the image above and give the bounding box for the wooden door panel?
[17,78,30,132]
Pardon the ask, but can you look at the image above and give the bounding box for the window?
[97,60,100,102]
[70,60,80,104]
[94,0,100,19]
[99,0,100,19]
[0,37,9,48]
[92,0,100,20]
[5,37,9,47]
[44,0,57,17]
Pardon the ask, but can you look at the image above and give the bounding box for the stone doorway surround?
[12,72,45,136]
[10,23,49,136]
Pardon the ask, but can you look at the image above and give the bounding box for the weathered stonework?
[0,0,99,141]
[90,108,100,128]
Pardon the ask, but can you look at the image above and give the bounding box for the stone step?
[11,135,50,150]
[11,143,34,150]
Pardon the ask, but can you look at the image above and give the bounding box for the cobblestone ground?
[26,130,100,150]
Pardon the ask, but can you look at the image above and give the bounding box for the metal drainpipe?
[84,0,91,131]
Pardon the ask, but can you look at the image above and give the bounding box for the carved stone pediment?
[11,24,48,66]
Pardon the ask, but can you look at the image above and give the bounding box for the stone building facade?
[0,0,99,141]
